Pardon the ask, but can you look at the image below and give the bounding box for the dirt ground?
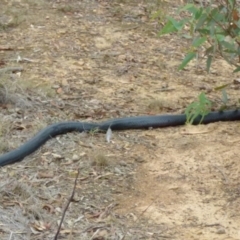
[1,0,240,239]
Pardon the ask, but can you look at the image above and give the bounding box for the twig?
[54,169,80,240]
[19,57,37,63]
[98,202,118,219]
[0,67,23,74]
[139,200,154,217]
[0,46,14,51]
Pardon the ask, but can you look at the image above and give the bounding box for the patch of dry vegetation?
[147,98,172,112]
[91,153,109,168]
[1,0,240,239]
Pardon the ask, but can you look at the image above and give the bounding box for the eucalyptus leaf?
[158,20,177,35]
[178,52,197,70]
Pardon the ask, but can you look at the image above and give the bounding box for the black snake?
[1,109,240,167]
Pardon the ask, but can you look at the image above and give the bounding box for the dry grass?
[57,5,75,14]
[91,153,109,168]
[1,0,240,239]
[147,99,170,112]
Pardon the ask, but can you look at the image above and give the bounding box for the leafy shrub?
[155,0,240,72]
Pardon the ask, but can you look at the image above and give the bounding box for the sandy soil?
[1,0,240,239]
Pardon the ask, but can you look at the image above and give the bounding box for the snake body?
[1,109,240,167]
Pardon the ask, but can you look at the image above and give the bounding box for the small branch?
[54,169,80,240]
[139,201,154,217]
[0,67,23,74]
[0,46,14,51]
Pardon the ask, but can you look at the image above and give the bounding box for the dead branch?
[0,66,23,74]
[54,169,80,240]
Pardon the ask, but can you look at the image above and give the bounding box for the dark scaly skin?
[1,110,240,166]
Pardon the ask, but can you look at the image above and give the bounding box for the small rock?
[216,227,225,234]
[119,160,127,166]
[52,153,63,159]
[134,156,145,163]
[72,154,80,161]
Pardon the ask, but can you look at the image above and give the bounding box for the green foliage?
[89,128,99,135]
[184,87,230,124]
[155,0,240,72]
[185,93,212,124]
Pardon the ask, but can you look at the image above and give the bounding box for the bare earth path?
[1,0,240,239]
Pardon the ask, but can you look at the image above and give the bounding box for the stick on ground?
[54,168,80,240]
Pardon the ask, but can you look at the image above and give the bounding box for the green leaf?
[197,28,210,34]
[182,34,192,39]
[221,40,236,52]
[214,83,230,91]
[178,52,197,70]
[185,93,212,125]
[215,34,225,42]
[192,37,207,47]
[180,4,198,14]
[210,9,225,22]
[168,17,186,31]
[194,8,203,20]
[209,22,216,37]
[221,89,228,104]
[206,55,212,73]
[228,0,235,9]
[195,13,208,29]
[223,49,238,54]
[233,66,240,73]
[158,20,177,35]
